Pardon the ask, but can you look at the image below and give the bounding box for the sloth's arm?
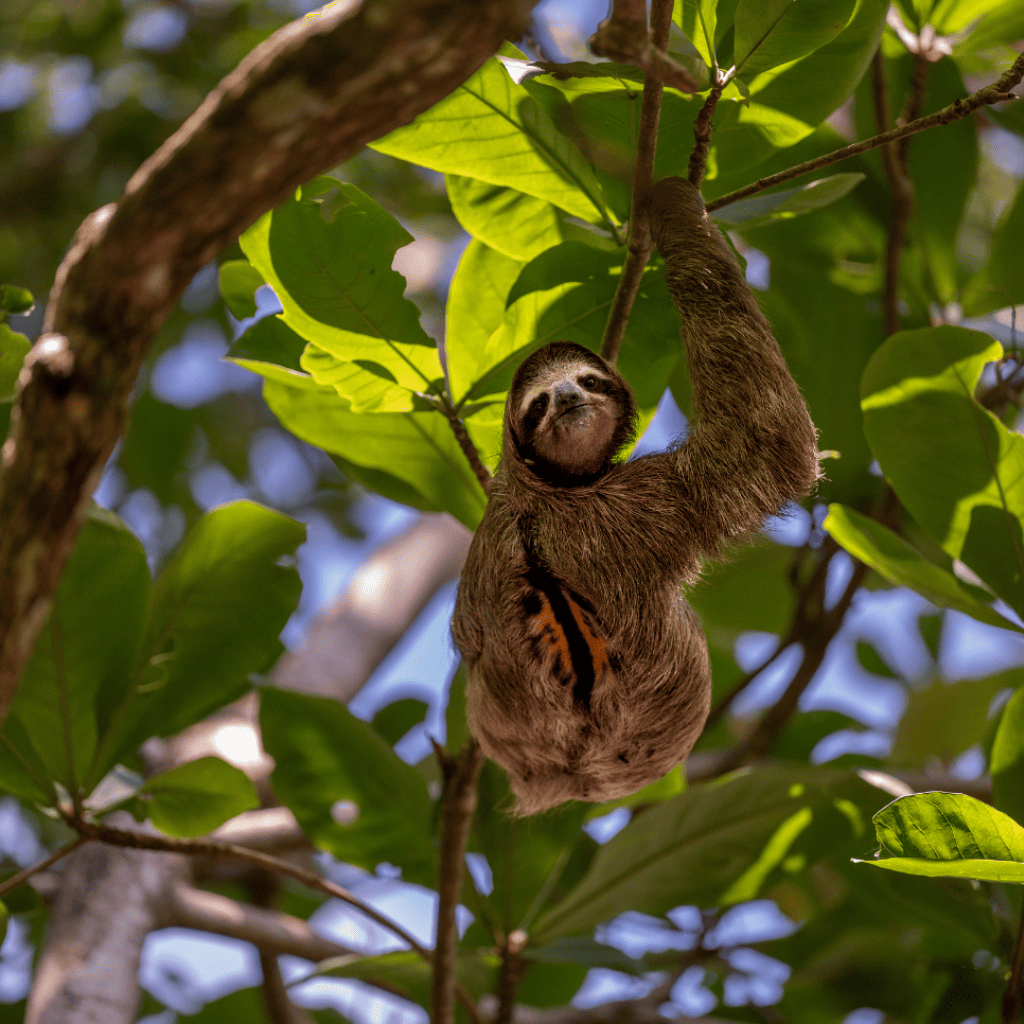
[647,177,820,559]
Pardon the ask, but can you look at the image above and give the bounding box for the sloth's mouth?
[557,401,592,420]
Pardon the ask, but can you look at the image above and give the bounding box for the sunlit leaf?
[0,323,30,402]
[824,504,1020,633]
[371,56,612,227]
[858,792,1024,883]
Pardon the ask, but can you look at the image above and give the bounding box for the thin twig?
[63,816,484,1024]
[435,397,492,494]
[494,929,527,1024]
[688,80,725,188]
[431,739,484,1024]
[600,0,673,365]
[707,52,1024,213]
[0,835,87,900]
[1003,906,1024,1023]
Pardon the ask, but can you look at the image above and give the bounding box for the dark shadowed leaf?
[261,689,436,885]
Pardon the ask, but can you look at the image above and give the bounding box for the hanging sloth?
[451,177,820,815]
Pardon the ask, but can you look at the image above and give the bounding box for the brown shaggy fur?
[451,177,820,815]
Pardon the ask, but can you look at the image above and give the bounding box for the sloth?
[451,177,819,815]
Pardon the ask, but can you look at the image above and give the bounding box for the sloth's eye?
[532,396,547,412]
[581,375,597,390]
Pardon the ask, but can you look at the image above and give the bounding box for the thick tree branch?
[707,51,1024,213]
[600,0,674,364]
[0,0,537,723]
[432,739,484,1024]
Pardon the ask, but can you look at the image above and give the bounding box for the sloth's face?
[508,343,635,484]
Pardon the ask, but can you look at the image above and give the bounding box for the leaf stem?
[707,52,1024,214]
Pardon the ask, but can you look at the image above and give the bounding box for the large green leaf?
[824,505,1021,632]
[531,766,888,943]
[0,323,30,402]
[261,689,436,886]
[446,175,612,264]
[445,239,524,405]
[700,0,887,186]
[0,508,149,802]
[240,177,442,411]
[674,0,737,66]
[263,378,487,529]
[992,687,1024,828]
[961,179,1024,316]
[734,0,857,79]
[904,57,977,303]
[91,502,303,786]
[371,56,611,228]
[138,756,259,837]
[859,791,1024,883]
[861,326,1024,620]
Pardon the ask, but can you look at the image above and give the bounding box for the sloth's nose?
[553,384,583,411]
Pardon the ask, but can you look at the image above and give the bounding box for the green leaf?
[0,284,33,315]
[371,698,429,746]
[532,766,889,943]
[263,378,487,529]
[225,314,314,387]
[218,259,265,320]
[861,326,1024,620]
[674,0,726,67]
[471,759,590,933]
[445,663,469,755]
[240,177,442,411]
[700,0,888,183]
[859,791,1024,883]
[905,58,977,303]
[261,689,436,886]
[991,687,1024,827]
[824,505,1020,632]
[0,323,30,401]
[961,179,1024,315]
[525,936,643,973]
[446,175,612,263]
[91,502,303,785]
[689,538,797,637]
[713,172,865,229]
[371,54,611,226]
[138,756,259,837]
[0,507,149,802]
[446,239,525,404]
[891,671,1020,766]
[734,0,858,79]
[0,900,8,947]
